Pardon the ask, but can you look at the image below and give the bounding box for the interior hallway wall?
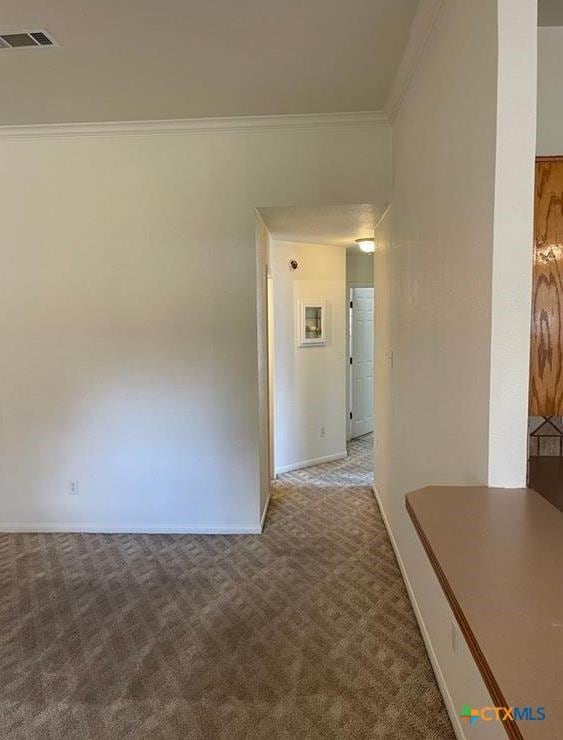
[374,0,536,735]
[271,241,346,473]
[537,26,563,155]
[346,253,374,286]
[0,118,390,533]
[255,212,272,522]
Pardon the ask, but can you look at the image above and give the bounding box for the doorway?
[349,287,374,440]
[257,204,378,483]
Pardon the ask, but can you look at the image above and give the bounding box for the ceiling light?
[356,238,375,254]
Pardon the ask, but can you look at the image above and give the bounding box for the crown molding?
[0,110,389,140]
[385,0,446,123]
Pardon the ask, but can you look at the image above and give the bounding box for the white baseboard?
[371,485,466,740]
[275,450,348,475]
[0,522,262,535]
[260,493,271,532]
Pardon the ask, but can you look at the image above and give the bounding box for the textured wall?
[537,27,563,155]
[346,253,374,286]
[0,121,390,532]
[271,241,346,473]
[375,0,536,734]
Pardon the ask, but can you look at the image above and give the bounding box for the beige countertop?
[406,486,563,740]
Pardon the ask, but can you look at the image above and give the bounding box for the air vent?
[0,29,58,49]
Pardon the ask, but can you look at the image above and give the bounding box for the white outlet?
[68,480,79,496]
[320,426,326,438]
[450,619,459,655]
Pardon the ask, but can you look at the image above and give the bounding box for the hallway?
[1,435,453,739]
[269,434,454,738]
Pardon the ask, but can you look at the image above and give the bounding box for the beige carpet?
[0,434,454,739]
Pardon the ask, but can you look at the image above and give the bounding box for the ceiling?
[259,204,384,252]
[539,0,563,26]
[0,0,419,126]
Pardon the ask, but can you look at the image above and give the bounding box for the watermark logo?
[459,705,480,726]
[459,704,546,726]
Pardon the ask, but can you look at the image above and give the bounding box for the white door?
[350,287,374,438]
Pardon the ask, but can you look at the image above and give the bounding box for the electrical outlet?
[68,480,79,496]
[450,619,459,655]
[320,426,326,438]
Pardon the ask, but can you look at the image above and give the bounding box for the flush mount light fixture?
[355,238,375,254]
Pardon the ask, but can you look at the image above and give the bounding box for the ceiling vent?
[0,30,59,49]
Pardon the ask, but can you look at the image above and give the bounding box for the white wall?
[488,0,537,487]
[346,253,374,286]
[271,241,347,473]
[537,26,563,155]
[375,0,536,735]
[255,212,272,522]
[0,118,390,533]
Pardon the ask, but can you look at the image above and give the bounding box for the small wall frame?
[298,301,326,346]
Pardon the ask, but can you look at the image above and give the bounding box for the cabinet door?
[530,158,563,416]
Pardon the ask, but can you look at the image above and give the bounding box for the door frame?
[346,282,374,441]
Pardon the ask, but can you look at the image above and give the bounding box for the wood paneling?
[530,157,563,415]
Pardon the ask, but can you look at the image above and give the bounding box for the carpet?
[0,434,454,738]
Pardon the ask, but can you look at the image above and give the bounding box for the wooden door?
[530,157,563,416]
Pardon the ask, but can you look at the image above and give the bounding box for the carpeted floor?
[0,434,454,739]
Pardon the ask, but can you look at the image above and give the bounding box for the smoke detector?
[0,30,59,49]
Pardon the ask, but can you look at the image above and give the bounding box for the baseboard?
[371,485,466,740]
[260,493,271,532]
[275,450,348,475]
[0,522,262,535]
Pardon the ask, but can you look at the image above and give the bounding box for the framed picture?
[298,301,326,346]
